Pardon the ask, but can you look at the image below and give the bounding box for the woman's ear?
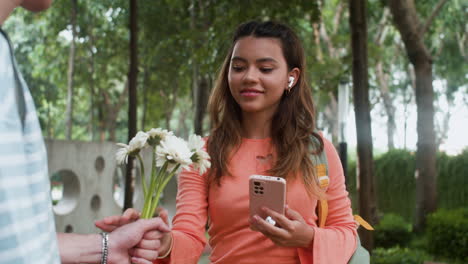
[288,68,300,88]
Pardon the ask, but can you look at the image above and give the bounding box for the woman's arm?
[155,165,210,264]
[298,137,357,264]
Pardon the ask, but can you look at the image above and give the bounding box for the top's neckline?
[241,137,272,143]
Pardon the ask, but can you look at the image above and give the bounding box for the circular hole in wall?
[90,194,101,212]
[51,170,80,215]
[65,225,73,233]
[95,156,105,173]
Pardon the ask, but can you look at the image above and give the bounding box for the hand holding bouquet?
[115,129,210,218]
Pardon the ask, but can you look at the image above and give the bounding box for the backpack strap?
[310,134,330,228]
[311,134,373,230]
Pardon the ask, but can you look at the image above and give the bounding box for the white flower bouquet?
[116,129,210,218]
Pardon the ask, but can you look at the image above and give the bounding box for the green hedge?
[427,208,468,262]
[437,151,468,209]
[346,149,468,221]
[371,247,431,264]
[374,213,412,248]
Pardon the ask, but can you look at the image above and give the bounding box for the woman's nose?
[243,67,259,83]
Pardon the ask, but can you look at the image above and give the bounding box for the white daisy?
[128,131,149,152]
[147,128,173,146]
[187,134,211,174]
[188,134,205,151]
[115,143,130,165]
[156,135,193,172]
[191,149,211,175]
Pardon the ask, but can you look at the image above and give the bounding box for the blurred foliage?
[3,0,465,143]
[370,208,468,264]
[371,246,431,264]
[347,149,468,221]
[375,213,412,248]
[427,208,468,262]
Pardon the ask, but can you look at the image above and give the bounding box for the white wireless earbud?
[288,76,295,88]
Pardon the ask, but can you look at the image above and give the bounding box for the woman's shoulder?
[310,131,333,149]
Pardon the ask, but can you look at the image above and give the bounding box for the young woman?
[98,20,358,264]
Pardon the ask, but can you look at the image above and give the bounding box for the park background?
[4,0,467,263]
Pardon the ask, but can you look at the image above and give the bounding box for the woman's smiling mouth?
[240,89,264,97]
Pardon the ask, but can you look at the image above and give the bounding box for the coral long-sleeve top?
[156,136,357,264]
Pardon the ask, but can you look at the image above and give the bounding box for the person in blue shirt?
[0,1,168,263]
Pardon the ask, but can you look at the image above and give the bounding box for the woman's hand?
[249,205,315,248]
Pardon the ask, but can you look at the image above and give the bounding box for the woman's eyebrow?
[231,56,278,64]
[231,56,247,63]
[256,57,278,64]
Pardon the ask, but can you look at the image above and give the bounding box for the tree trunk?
[435,82,453,149]
[88,35,96,141]
[124,0,138,211]
[376,62,396,149]
[349,0,377,251]
[65,0,77,140]
[190,0,202,134]
[388,0,440,231]
[98,102,106,141]
[403,63,415,150]
[101,80,129,142]
[164,78,179,130]
[413,62,437,231]
[141,66,150,131]
[178,106,189,139]
[323,92,339,143]
[194,75,210,135]
[89,58,95,141]
[374,8,396,150]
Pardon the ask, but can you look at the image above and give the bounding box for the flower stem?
[149,164,180,217]
[142,162,167,218]
[136,154,147,198]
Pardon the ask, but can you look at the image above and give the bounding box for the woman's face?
[21,0,53,12]
[228,36,295,118]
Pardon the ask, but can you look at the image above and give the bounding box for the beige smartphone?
[249,175,286,223]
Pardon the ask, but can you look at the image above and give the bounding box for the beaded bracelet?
[101,232,109,264]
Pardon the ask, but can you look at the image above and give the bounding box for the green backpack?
[312,142,372,264]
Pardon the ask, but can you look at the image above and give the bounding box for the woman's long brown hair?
[207,21,324,198]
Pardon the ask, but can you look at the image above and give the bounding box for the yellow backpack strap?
[310,134,330,228]
[354,215,374,230]
[311,134,373,231]
[318,200,328,228]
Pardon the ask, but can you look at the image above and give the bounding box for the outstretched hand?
[108,217,170,264]
[249,205,315,248]
[95,208,171,263]
[95,208,169,232]
[95,208,141,232]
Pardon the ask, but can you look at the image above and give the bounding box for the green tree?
[388,0,450,231]
[349,0,377,250]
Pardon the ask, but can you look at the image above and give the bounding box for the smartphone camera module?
[253,181,264,195]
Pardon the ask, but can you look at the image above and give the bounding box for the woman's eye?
[232,65,244,72]
[260,68,273,73]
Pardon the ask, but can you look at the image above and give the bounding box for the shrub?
[427,208,468,262]
[346,149,468,222]
[371,247,430,264]
[375,213,412,248]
